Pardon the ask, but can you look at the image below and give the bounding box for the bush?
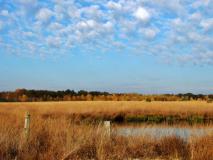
[125,115,148,123]
[147,115,165,123]
[187,115,204,125]
[146,98,152,102]
[113,114,125,123]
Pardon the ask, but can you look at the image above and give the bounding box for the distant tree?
[19,94,28,102]
[86,94,92,101]
[78,90,88,96]
[65,89,76,96]
[15,88,27,95]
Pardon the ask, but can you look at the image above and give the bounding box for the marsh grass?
[0,101,213,159]
[0,112,212,159]
[0,101,213,124]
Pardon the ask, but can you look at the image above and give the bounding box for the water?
[114,125,213,140]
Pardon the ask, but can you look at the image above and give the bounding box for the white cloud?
[189,12,202,21]
[187,32,202,42]
[191,0,211,8]
[23,31,34,37]
[107,1,122,10]
[120,19,136,34]
[172,18,183,26]
[76,20,97,30]
[165,0,185,15]
[170,18,186,33]
[46,36,61,47]
[49,22,63,30]
[0,0,212,65]
[200,19,213,31]
[0,10,9,16]
[133,7,150,22]
[140,28,158,39]
[103,21,113,32]
[36,8,53,22]
[80,5,103,19]
[67,6,81,18]
[149,0,185,16]
[54,4,64,20]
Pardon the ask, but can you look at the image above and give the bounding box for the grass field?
[0,101,213,124]
[0,101,213,159]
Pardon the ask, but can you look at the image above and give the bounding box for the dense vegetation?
[0,110,212,160]
[0,101,212,159]
[1,101,213,124]
[0,89,212,102]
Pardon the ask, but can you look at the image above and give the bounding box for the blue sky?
[0,0,213,94]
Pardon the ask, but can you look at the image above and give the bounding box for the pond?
[113,124,213,140]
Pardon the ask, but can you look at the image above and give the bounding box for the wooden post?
[24,112,30,141]
[104,121,111,137]
[190,137,194,160]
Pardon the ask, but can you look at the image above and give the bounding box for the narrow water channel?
[113,125,213,140]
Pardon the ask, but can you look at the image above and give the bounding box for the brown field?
[0,101,213,116]
[0,101,213,159]
[0,101,213,123]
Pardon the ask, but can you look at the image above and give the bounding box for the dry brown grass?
[0,101,213,159]
[0,112,212,160]
[190,135,213,160]
[0,101,213,125]
[0,101,213,117]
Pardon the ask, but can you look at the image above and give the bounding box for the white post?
[24,112,30,141]
[104,121,111,137]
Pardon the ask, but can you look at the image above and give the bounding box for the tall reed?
[0,111,212,160]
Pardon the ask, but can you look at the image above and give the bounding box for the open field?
[0,101,213,124]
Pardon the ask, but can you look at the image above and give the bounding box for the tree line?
[0,89,212,102]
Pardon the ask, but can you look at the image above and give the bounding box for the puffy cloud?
[103,21,113,32]
[73,19,114,42]
[54,4,65,20]
[191,0,211,8]
[172,18,183,26]
[0,0,212,65]
[49,22,63,30]
[23,31,34,37]
[107,1,122,10]
[188,12,202,21]
[67,6,81,18]
[200,19,213,31]
[0,10,9,16]
[46,36,61,47]
[36,8,53,22]
[140,28,158,39]
[76,20,97,30]
[80,5,104,19]
[147,0,185,16]
[133,7,150,22]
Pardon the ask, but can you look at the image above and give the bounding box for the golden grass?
[0,101,213,125]
[0,101,213,116]
[0,112,212,160]
[0,101,213,159]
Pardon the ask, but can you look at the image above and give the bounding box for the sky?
[0,0,213,94]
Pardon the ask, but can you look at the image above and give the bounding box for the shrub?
[125,115,148,123]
